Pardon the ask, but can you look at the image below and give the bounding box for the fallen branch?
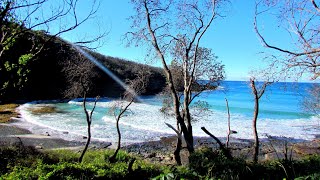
[201,127,233,160]
[165,123,182,140]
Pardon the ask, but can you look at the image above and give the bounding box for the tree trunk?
[79,95,92,163]
[253,96,259,163]
[144,3,194,156]
[184,94,194,153]
[184,125,194,153]
[225,98,231,149]
[174,136,182,165]
[172,122,182,165]
[110,117,121,163]
[79,120,91,163]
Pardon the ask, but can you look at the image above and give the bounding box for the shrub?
[1,145,320,179]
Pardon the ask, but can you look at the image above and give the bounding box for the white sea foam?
[17,100,320,143]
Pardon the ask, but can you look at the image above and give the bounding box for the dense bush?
[1,145,320,179]
[0,146,166,179]
[188,147,320,179]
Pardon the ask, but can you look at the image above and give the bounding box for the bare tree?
[109,69,151,163]
[78,96,99,163]
[127,0,226,164]
[0,0,103,54]
[254,0,320,81]
[250,77,273,163]
[109,98,134,163]
[62,52,99,163]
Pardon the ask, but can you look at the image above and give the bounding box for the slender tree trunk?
[79,124,91,163]
[183,59,194,153]
[79,95,99,163]
[144,2,194,156]
[79,96,91,163]
[226,98,231,149]
[110,117,121,163]
[0,48,4,60]
[250,79,268,163]
[109,99,133,163]
[253,96,259,163]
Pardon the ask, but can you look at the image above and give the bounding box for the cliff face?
[0,31,166,102]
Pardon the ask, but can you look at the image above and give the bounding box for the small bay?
[17,81,319,144]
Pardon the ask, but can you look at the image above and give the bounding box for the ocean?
[17,81,319,144]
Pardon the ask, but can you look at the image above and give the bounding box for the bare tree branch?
[254,0,320,80]
[311,0,320,12]
[201,126,233,160]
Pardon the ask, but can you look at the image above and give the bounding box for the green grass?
[1,145,320,179]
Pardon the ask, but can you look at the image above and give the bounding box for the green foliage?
[3,35,17,51]
[4,61,15,71]
[18,53,33,66]
[0,146,165,179]
[1,141,320,179]
[296,173,320,180]
[152,166,198,180]
[45,149,79,162]
[188,148,320,179]
[189,147,251,179]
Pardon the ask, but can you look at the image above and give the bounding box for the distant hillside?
[0,30,166,102]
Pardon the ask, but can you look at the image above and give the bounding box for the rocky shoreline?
[1,118,320,165]
[123,135,320,165]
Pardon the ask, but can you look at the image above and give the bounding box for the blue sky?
[59,0,294,81]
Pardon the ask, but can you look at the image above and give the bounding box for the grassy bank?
[1,144,320,179]
[0,104,19,123]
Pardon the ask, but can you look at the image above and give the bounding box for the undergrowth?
[1,145,320,179]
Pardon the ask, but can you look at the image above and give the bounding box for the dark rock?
[145,152,156,158]
[103,142,112,148]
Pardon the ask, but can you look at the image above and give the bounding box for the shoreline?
[1,116,320,165]
[1,102,319,164]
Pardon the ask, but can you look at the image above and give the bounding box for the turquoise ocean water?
[18,81,319,144]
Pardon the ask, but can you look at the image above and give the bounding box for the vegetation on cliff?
[0,29,166,102]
